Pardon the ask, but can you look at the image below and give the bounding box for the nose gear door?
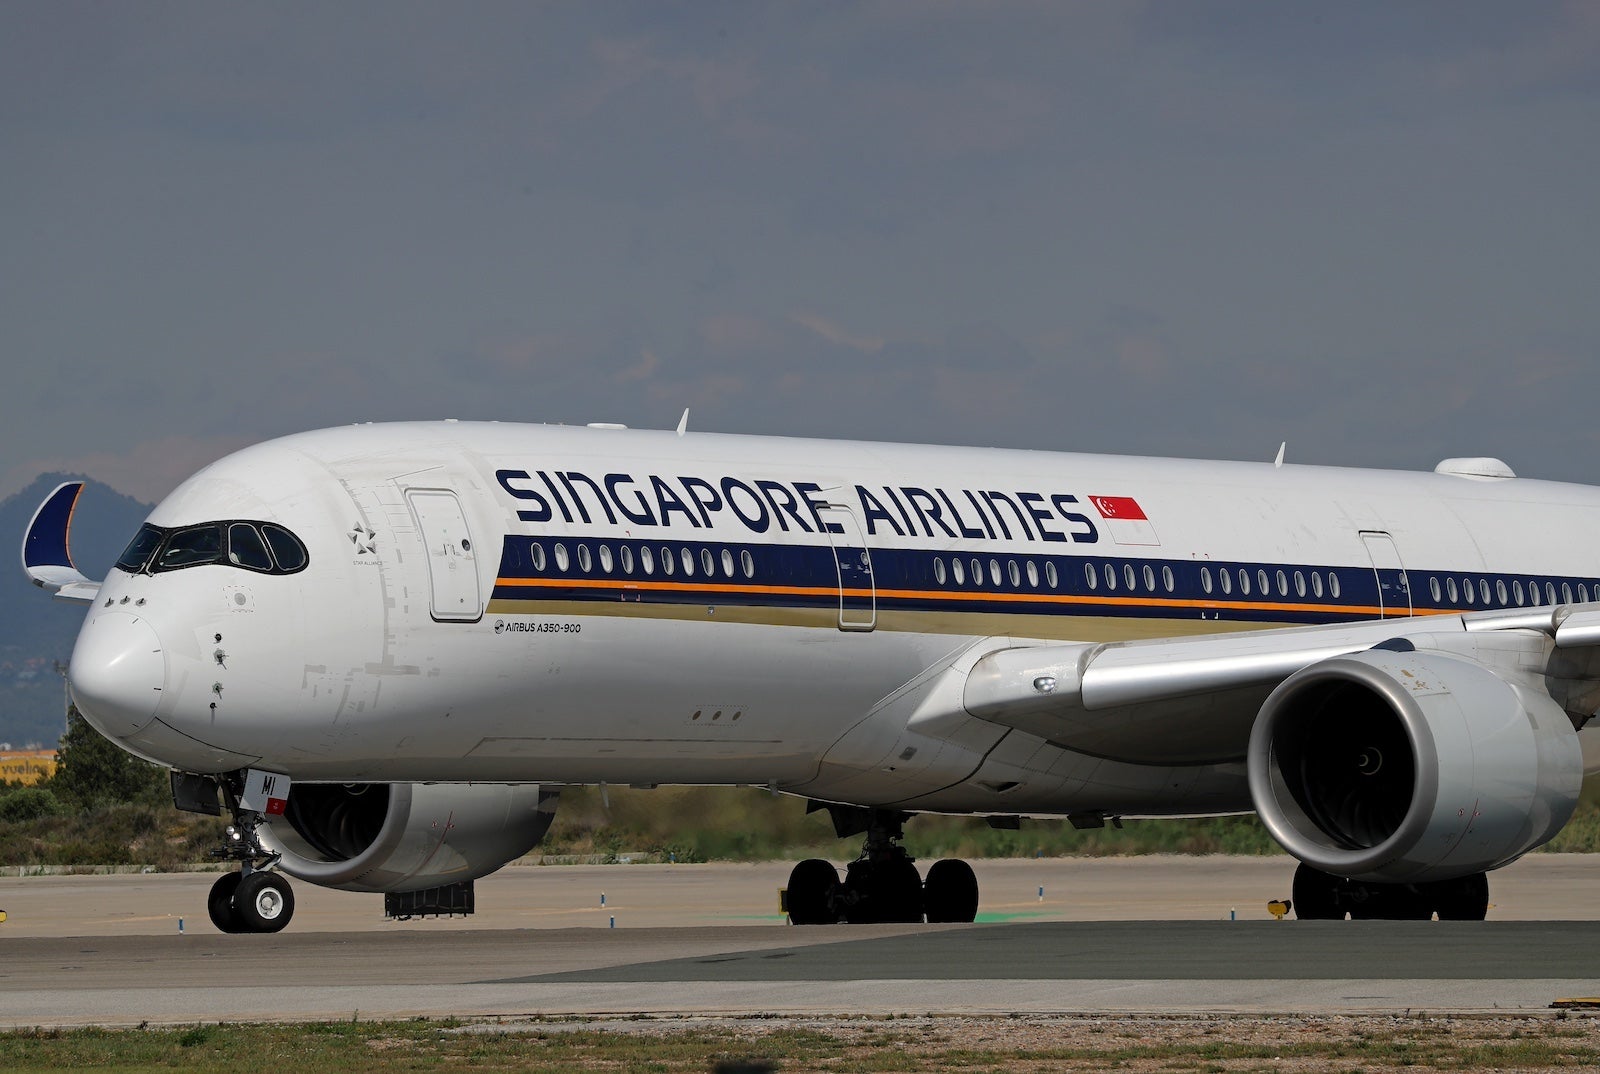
[406,489,482,622]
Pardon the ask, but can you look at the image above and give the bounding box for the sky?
[4,2,1599,505]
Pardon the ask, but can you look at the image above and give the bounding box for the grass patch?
[1,1017,1599,1073]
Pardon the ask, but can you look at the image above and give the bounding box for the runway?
[3,856,1599,1026]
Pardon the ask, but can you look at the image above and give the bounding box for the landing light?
[1033,676,1057,694]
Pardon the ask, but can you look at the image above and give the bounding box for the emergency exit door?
[407,489,482,622]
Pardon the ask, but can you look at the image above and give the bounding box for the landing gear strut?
[786,807,980,925]
[195,770,298,934]
[1291,863,1489,921]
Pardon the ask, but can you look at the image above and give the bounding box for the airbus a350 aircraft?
[21,418,1600,932]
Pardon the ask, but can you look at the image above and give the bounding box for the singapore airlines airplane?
[21,419,1600,933]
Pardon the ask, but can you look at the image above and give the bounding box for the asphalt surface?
[3,857,1598,1025]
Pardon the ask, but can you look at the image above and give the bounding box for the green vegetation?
[1,1016,1599,1072]
[6,708,1600,868]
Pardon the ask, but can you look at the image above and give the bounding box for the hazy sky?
[4,2,1598,504]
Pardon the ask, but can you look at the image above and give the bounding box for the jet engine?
[1247,646,1582,884]
[257,782,559,893]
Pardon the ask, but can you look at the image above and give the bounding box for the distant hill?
[0,475,152,747]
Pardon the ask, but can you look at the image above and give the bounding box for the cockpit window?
[261,524,308,572]
[115,524,165,573]
[115,520,310,576]
[155,524,225,570]
[228,523,274,571]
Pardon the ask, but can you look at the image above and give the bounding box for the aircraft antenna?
[1274,442,1286,468]
[676,408,689,437]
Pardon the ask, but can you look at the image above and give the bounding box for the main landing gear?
[183,769,298,934]
[1291,863,1490,921]
[785,807,980,925]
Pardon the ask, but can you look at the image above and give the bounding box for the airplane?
[20,418,1600,933]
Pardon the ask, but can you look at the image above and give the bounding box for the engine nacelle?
[258,783,559,893]
[1247,647,1582,884]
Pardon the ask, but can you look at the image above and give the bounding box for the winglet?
[21,481,101,603]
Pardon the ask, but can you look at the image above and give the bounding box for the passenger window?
[1123,564,1136,591]
[660,547,674,576]
[577,544,592,572]
[620,545,634,574]
[1257,569,1269,595]
[1446,577,1457,603]
[971,559,982,586]
[1546,582,1557,605]
[1045,562,1058,588]
[1294,570,1305,598]
[1275,569,1287,596]
[1027,561,1040,588]
[1163,565,1175,593]
[721,549,735,578]
[741,550,755,579]
[1142,565,1155,591]
[599,545,614,573]
[1311,572,1323,598]
[156,524,225,571]
[262,525,307,572]
[990,559,1003,587]
[1328,572,1340,598]
[1429,576,1441,603]
[1201,567,1213,594]
[228,524,273,571]
[1105,564,1117,591]
[1479,579,1490,605]
[1238,569,1251,596]
[1513,579,1524,605]
[1563,582,1574,604]
[554,543,569,571]
[1496,579,1508,606]
[640,546,655,575]
[530,542,547,571]
[953,558,967,585]
[1008,560,1021,587]
[702,548,715,577]
[681,548,695,577]
[1084,563,1097,590]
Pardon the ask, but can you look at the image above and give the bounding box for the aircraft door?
[1359,530,1412,618]
[819,503,875,631]
[407,489,483,622]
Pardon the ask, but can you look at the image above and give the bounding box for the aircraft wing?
[933,604,1600,765]
[21,481,102,603]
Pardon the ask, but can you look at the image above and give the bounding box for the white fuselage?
[67,422,1600,818]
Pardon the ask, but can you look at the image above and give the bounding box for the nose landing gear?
[785,807,980,925]
[194,769,298,934]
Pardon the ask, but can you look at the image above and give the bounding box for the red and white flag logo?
[1090,495,1159,546]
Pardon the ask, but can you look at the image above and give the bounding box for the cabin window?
[1105,564,1117,591]
[990,559,1003,587]
[640,546,655,575]
[721,549,735,578]
[1547,582,1557,605]
[1463,579,1475,604]
[598,545,614,573]
[934,558,948,585]
[1257,569,1269,595]
[1201,567,1213,594]
[1238,569,1251,596]
[1143,564,1156,591]
[577,544,592,572]
[1563,582,1574,604]
[1581,584,1591,603]
[1445,576,1457,603]
[702,548,716,577]
[1163,565,1175,593]
[553,543,570,571]
[1293,570,1306,598]
[1008,560,1021,587]
[681,548,696,577]
[1045,561,1058,588]
[530,542,547,572]
[953,558,967,585]
[1275,569,1288,596]
[1429,576,1441,603]
[1124,564,1137,591]
[1027,561,1040,588]
[1085,563,1097,590]
[660,547,675,576]
[1496,579,1508,606]
[1311,572,1324,598]
[1328,572,1340,599]
[1220,568,1232,595]
[741,550,755,579]
[620,545,634,574]
[971,558,983,586]
[1513,579,1524,605]
[1479,579,1491,605]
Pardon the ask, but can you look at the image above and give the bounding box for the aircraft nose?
[68,612,167,738]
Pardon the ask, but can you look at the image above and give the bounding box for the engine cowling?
[257,783,559,893]
[1247,647,1582,884]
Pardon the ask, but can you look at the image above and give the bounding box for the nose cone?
[69,613,167,738]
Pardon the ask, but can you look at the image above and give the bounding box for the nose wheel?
[204,773,298,934]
